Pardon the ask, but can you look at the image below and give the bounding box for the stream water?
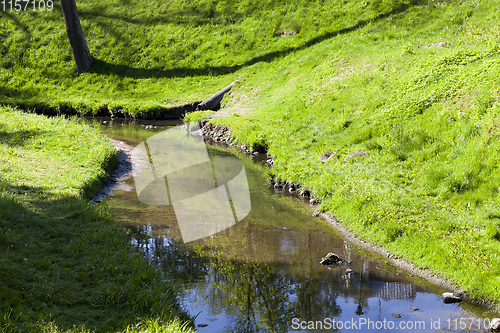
[94,119,498,332]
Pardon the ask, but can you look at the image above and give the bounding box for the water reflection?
[98,121,498,333]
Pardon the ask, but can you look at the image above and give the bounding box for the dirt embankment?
[93,139,144,202]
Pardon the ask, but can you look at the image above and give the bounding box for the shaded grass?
[0,107,194,332]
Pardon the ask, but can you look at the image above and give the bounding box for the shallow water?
[94,119,498,332]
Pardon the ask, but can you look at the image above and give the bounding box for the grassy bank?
[2,0,500,314]
[0,0,460,115]
[0,107,194,332]
[197,0,500,308]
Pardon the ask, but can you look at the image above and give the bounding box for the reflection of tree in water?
[128,226,345,332]
[156,241,208,283]
[209,257,294,332]
[207,254,342,333]
[293,277,341,322]
[127,224,418,333]
[126,225,209,283]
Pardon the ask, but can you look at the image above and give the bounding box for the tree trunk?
[60,0,93,73]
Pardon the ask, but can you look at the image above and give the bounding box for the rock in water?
[442,292,462,303]
[320,252,342,265]
[490,318,500,331]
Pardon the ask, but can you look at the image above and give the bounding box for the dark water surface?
[94,119,498,332]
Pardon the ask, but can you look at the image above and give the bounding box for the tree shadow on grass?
[0,128,47,147]
[79,8,220,27]
[91,1,417,79]
[0,11,32,38]
[0,183,192,332]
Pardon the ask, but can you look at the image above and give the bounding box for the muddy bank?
[93,139,143,203]
[201,122,268,154]
[18,102,201,120]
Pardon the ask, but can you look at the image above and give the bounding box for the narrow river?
[94,119,498,333]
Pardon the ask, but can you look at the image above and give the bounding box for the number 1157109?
[1,0,54,11]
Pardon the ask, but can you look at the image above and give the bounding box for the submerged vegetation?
[2,0,500,327]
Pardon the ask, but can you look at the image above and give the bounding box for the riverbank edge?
[92,117,496,311]
[197,120,498,312]
[88,139,198,331]
[92,138,142,203]
[13,102,201,121]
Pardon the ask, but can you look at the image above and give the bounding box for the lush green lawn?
[2,0,500,318]
[0,107,195,332]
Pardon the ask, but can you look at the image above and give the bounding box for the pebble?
[442,292,462,304]
[320,253,342,265]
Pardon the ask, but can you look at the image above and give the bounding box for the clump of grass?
[34,318,196,333]
[0,107,193,332]
[183,110,216,123]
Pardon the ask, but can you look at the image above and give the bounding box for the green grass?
[3,0,500,316]
[203,0,500,308]
[0,107,195,332]
[0,0,446,115]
